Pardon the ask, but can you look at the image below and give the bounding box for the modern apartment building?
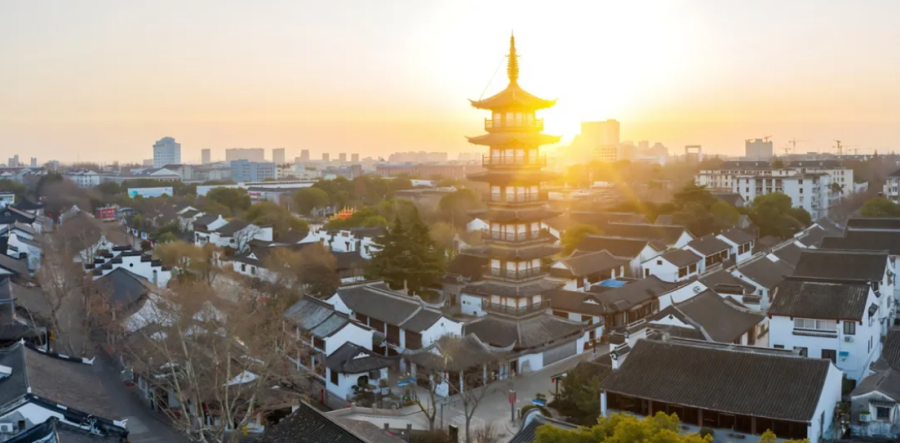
[230,160,276,183]
[152,137,182,168]
[225,148,265,162]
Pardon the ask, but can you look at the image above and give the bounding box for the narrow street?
[93,353,191,443]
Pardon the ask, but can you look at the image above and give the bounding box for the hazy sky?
[2,0,900,163]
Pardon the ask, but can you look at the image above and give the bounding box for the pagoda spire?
[507,32,519,85]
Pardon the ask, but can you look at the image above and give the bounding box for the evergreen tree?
[366,208,445,295]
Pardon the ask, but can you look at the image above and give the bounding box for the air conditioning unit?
[0,423,14,434]
[844,336,854,343]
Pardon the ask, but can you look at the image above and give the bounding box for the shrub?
[699,427,714,439]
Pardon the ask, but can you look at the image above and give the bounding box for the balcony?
[485,118,543,131]
[482,155,547,168]
[487,191,547,204]
[488,266,545,281]
[486,230,550,245]
[482,299,551,315]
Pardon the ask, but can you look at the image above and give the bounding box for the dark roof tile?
[770,279,871,321]
[601,339,831,422]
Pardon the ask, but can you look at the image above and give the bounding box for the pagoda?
[463,35,568,319]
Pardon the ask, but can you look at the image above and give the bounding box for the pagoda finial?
[507,32,519,85]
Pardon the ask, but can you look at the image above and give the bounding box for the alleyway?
[93,353,190,443]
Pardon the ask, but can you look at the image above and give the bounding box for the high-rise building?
[745,138,774,160]
[460,36,580,348]
[29,157,36,167]
[273,148,286,165]
[582,120,620,162]
[322,153,330,162]
[225,148,265,162]
[351,153,360,162]
[153,137,182,168]
[201,148,211,164]
[339,153,347,162]
[300,149,310,162]
[230,160,276,183]
[7,155,19,167]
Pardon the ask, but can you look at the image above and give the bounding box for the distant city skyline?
[2,1,900,162]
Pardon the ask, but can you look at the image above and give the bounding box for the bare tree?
[119,280,306,443]
[232,225,262,253]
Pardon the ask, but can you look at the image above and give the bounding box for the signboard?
[127,187,174,199]
[95,207,117,220]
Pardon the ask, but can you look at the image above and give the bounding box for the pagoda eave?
[466,170,560,184]
[468,208,562,223]
[466,132,561,147]
[468,84,557,111]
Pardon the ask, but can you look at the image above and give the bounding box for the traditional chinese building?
[460,35,587,374]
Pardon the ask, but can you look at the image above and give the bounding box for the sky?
[2,0,900,163]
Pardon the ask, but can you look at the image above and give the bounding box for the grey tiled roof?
[881,328,900,372]
[215,220,251,236]
[686,235,730,256]
[260,402,400,443]
[325,342,396,374]
[771,242,803,268]
[0,341,28,408]
[93,268,156,309]
[792,249,887,282]
[25,346,122,420]
[851,367,900,400]
[698,269,756,295]
[283,297,350,338]
[576,236,657,258]
[334,283,446,332]
[650,290,764,343]
[659,249,702,267]
[464,313,583,349]
[556,250,624,277]
[463,279,563,298]
[403,335,501,372]
[735,255,794,289]
[796,225,828,247]
[604,223,691,246]
[821,230,900,255]
[588,276,678,313]
[846,217,900,231]
[770,279,871,321]
[718,228,755,246]
[601,339,830,422]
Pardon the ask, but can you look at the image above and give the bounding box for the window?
[793,318,837,331]
[794,347,808,357]
[330,369,339,385]
[844,321,856,335]
[822,349,836,364]
[877,407,891,420]
[773,344,785,349]
[656,260,662,265]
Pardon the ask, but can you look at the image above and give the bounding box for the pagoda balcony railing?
[488,266,545,281]
[487,192,547,204]
[482,299,551,316]
[482,155,547,168]
[485,118,544,131]
[487,230,545,243]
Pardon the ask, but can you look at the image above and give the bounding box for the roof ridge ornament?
[508,32,519,85]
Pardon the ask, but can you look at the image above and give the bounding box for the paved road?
[93,354,191,443]
[430,344,610,441]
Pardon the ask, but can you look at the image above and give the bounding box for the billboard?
[95,206,117,220]
[128,187,174,199]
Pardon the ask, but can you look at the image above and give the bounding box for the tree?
[361,215,388,227]
[535,413,809,443]
[673,182,716,209]
[438,188,484,226]
[709,200,739,231]
[860,197,900,217]
[156,232,178,243]
[429,221,457,257]
[119,280,305,443]
[206,187,251,216]
[262,243,340,298]
[672,202,717,237]
[551,361,609,425]
[292,187,329,216]
[748,193,808,238]
[561,224,603,254]
[0,179,28,201]
[243,201,309,240]
[366,208,445,295]
[788,207,813,226]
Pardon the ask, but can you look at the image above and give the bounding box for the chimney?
[406,423,412,442]
[611,350,620,371]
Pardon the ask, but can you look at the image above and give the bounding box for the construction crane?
[745,135,773,143]
[787,139,807,155]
